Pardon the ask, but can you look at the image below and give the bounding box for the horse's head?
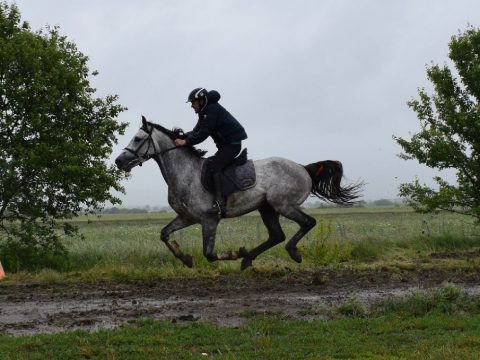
[115,116,173,172]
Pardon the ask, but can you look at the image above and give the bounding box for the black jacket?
[185,90,247,147]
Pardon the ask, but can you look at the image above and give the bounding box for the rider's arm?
[185,113,217,146]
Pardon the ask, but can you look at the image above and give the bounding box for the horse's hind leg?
[278,206,316,263]
[202,218,249,262]
[161,215,195,268]
[241,203,285,270]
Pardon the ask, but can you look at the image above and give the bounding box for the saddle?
[201,149,256,197]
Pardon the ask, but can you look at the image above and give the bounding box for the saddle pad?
[223,159,256,190]
[201,159,256,195]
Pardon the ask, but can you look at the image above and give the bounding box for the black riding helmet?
[186,87,207,103]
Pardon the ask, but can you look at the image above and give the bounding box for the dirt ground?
[1,264,479,336]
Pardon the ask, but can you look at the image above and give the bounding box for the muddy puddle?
[1,266,479,336]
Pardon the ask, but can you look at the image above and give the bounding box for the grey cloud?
[13,0,480,206]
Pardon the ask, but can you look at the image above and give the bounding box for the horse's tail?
[303,160,363,204]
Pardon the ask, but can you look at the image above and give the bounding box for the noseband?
[123,126,177,165]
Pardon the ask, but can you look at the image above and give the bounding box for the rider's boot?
[206,173,226,217]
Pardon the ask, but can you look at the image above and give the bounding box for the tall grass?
[2,208,479,278]
[301,210,480,266]
[372,283,480,317]
[313,283,480,320]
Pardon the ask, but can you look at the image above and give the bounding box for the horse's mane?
[145,121,207,158]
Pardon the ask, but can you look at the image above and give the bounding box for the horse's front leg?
[161,215,195,268]
[202,218,247,261]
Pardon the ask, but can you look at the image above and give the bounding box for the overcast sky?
[12,0,480,207]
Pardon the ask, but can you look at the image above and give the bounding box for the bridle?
[123,125,177,166]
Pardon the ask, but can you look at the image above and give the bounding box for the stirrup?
[206,201,224,216]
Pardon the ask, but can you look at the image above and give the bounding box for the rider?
[174,88,248,216]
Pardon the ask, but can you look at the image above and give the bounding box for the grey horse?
[115,116,361,270]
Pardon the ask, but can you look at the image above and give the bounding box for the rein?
[159,146,178,155]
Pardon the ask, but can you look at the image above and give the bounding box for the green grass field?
[2,207,479,281]
[1,207,480,358]
[54,208,480,278]
[1,314,479,359]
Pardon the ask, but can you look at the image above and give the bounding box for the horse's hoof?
[286,247,302,263]
[241,257,253,271]
[238,247,249,258]
[205,253,218,262]
[181,255,193,268]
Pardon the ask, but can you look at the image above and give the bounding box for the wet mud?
[1,266,479,336]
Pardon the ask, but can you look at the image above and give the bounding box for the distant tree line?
[306,199,405,209]
[101,206,172,214]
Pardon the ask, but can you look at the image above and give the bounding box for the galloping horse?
[115,116,361,270]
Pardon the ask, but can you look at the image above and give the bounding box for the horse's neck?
[154,145,203,190]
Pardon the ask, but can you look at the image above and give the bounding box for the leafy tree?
[395,26,480,222]
[0,3,127,269]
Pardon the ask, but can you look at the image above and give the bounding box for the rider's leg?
[206,144,241,216]
[210,172,225,213]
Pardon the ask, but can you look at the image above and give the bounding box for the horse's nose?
[115,156,122,168]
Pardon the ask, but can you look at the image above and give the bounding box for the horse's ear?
[141,115,147,127]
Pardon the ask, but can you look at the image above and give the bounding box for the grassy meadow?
[1,284,480,359]
[3,206,478,281]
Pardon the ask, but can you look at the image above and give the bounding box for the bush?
[0,222,69,271]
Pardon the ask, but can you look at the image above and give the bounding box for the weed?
[350,237,384,262]
[336,296,367,317]
[306,218,353,265]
